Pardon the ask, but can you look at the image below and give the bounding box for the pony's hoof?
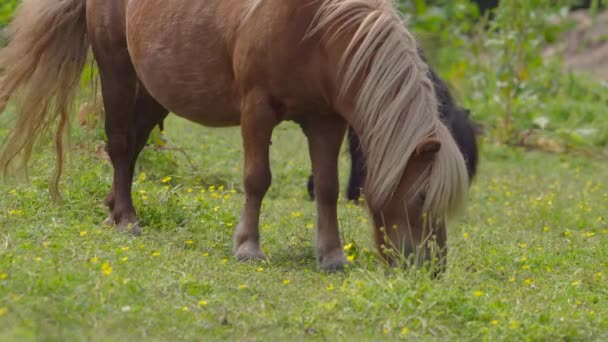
[235,241,266,261]
[116,222,142,236]
[319,249,348,272]
[101,216,114,228]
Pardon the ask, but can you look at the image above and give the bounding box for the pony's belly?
[142,74,241,127]
[125,0,240,127]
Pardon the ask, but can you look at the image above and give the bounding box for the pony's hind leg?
[94,40,167,234]
[302,115,347,271]
[233,90,278,261]
[101,84,168,234]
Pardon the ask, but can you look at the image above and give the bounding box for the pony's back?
[429,69,479,180]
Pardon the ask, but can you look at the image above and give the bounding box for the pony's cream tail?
[0,0,89,199]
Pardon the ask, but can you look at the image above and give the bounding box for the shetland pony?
[0,0,468,270]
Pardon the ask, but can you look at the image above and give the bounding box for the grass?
[0,114,607,341]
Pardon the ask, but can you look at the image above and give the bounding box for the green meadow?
[1,116,607,340]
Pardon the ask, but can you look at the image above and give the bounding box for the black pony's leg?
[346,127,365,202]
[307,174,315,200]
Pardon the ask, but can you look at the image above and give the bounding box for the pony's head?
[366,122,469,269]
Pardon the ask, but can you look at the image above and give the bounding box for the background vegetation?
[1,0,607,341]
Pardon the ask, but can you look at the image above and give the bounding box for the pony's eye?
[418,192,426,204]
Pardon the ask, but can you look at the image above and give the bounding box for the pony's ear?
[414,137,441,158]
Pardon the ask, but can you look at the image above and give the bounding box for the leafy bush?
[0,0,18,46]
[0,0,17,27]
[399,0,608,152]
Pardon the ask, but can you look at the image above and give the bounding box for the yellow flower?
[203,252,209,257]
[89,256,99,264]
[209,185,216,192]
[346,255,355,262]
[152,251,161,257]
[187,188,193,193]
[474,291,484,297]
[283,279,290,285]
[0,273,8,280]
[223,194,231,200]
[9,189,17,195]
[522,265,530,270]
[543,226,550,232]
[161,176,172,183]
[584,232,595,237]
[186,240,194,245]
[79,231,87,237]
[122,257,128,262]
[564,230,573,237]
[343,243,353,251]
[463,232,470,239]
[0,307,7,317]
[257,267,264,272]
[222,258,228,263]
[291,211,302,218]
[520,257,527,262]
[509,277,515,283]
[138,172,147,182]
[306,223,314,229]
[490,320,499,326]
[101,262,113,276]
[326,284,334,291]
[596,272,603,278]
[181,306,189,312]
[524,278,532,285]
[198,300,208,307]
[121,246,130,251]
[401,327,409,335]
[238,284,248,290]
[572,280,580,287]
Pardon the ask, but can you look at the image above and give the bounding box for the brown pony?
[0,0,468,271]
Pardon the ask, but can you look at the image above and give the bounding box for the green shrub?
[399,0,608,151]
[0,0,18,27]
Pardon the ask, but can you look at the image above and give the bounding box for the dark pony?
[308,65,479,201]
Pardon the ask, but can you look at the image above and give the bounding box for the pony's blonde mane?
[309,0,468,220]
[241,0,265,24]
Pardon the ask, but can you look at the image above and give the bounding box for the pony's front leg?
[302,115,347,271]
[233,91,278,261]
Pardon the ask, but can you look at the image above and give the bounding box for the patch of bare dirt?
[544,9,608,81]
